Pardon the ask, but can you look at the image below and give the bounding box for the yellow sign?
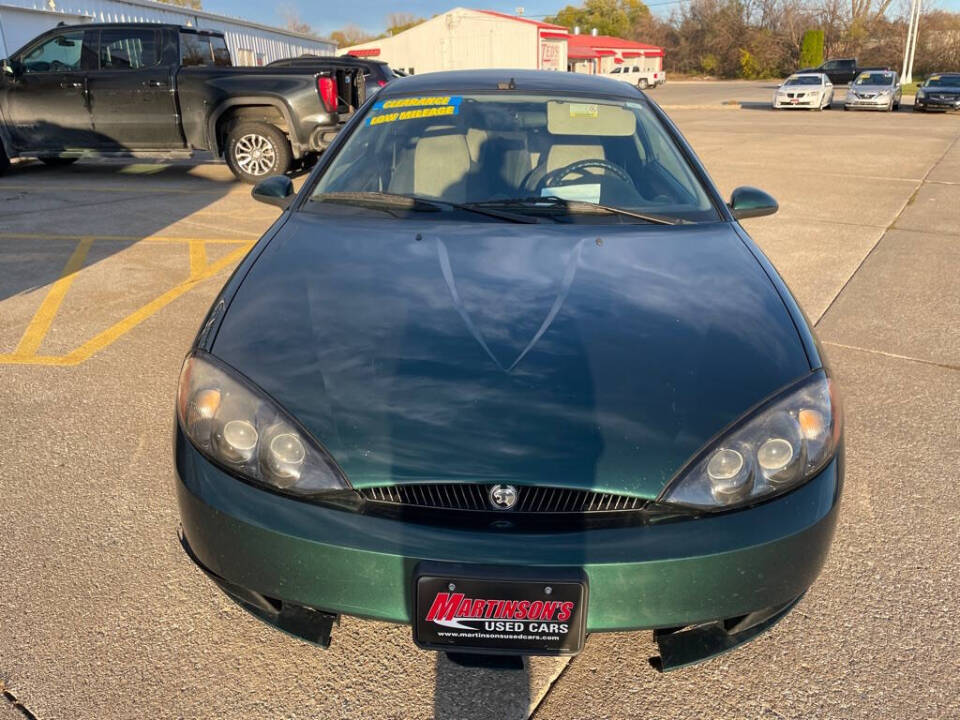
[368,105,458,125]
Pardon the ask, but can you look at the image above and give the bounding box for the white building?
[0,0,334,64]
[342,8,569,75]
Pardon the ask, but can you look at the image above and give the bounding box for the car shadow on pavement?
[0,156,244,305]
[433,652,531,720]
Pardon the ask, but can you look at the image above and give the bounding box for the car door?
[85,27,183,149]
[1,28,98,150]
[819,60,838,83]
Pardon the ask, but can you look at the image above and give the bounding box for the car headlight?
[177,352,350,495]
[878,89,891,97]
[659,372,841,511]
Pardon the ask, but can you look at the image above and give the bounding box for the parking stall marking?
[0,234,253,367]
[12,237,94,358]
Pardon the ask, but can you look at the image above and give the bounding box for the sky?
[203,0,960,37]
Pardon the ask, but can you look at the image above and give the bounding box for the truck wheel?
[637,78,649,90]
[41,157,78,167]
[226,122,292,184]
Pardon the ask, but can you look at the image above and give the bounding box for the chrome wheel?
[234,134,277,177]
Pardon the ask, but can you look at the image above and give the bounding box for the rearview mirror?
[729,186,778,220]
[252,175,294,209]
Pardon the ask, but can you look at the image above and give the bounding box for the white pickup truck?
[604,65,665,90]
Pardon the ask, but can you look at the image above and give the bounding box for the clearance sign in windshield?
[368,96,462,125]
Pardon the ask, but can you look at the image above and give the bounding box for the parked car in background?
[914,73,960,112]
[176,70,843,672]
[269,54,391,89]
[0,23,364,182]
[604,64,665,89]
[844,70,901,111]
[797,58,890,85]
[773,73,834,110]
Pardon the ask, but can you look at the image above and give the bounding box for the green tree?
[799,29,824,68]
[547,0,651,38]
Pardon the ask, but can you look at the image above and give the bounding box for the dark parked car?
[175,70,843,670]
[0,24,365,182]
[269,54,394,88]
[798,58,884,85]
[914,73,960,112]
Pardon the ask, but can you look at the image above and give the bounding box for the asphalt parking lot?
[1,80,958,719]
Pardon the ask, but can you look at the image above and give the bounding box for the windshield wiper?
[466,196,683,225]
[311,191,537,224]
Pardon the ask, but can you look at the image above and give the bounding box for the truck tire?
[638,78,649,90]
[225,121,292,184]
[41,157,78,167]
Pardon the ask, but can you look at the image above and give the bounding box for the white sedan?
[773,73,834,111]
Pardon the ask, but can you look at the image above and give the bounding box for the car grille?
[359,484,646,513]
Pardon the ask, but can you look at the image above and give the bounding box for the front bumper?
[914,97,960,111]
[845,95,893,109]
[773,96,819,109]
[175,430,842,634]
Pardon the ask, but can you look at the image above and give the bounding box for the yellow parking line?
[58,244,252,366]
[13,237,93,357]
[0,239,252,367]
[189,240,208,278]
[0,232,252,244]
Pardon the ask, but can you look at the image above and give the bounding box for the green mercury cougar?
[174,70,842,670]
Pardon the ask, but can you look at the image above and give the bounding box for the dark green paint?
[176,434,841,631]
[212,215,809,499]
[729,186,779,220]
[251,175,294,209]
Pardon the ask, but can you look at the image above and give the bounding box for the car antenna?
[497,78,517,90]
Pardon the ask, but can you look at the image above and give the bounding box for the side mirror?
[729,186,778,220]
[2,59,15,77]
[252,175,294,209]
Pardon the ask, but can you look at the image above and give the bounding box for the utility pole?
[901,0,922,84]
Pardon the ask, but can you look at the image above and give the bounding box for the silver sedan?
[773,73,834,111]
[845,70,902,111]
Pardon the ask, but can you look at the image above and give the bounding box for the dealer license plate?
[414,572,587,655]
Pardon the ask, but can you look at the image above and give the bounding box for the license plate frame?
[413,563,588,656]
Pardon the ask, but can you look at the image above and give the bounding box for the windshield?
[306,93,719,223]
[784,76,821,86]
[926,75,960,88]
[855,72,894,86]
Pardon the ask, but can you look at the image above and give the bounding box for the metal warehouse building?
[0,0,333,63]
[343,8,570,74]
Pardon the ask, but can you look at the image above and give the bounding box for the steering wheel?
[532,158,633,195]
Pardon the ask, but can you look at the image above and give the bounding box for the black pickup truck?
[797,58,887,86]
[0,24,365,181]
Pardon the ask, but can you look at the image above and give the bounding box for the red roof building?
[567,33,664,76]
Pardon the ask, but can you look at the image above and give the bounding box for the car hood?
[212,214,811,499]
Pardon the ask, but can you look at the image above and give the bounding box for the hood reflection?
[212,215,810,498]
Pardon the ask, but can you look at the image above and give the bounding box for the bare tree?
[157,0,202,9]
[327,24,376,48]
[280,6,315,36]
